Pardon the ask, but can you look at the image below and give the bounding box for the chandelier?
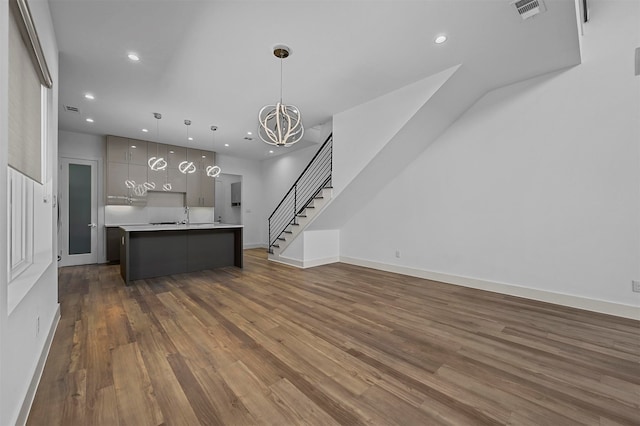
[258,45,304,147]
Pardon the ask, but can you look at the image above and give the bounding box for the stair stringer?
[268,187,333,265]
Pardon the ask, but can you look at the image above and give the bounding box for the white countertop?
[119,223,243,232]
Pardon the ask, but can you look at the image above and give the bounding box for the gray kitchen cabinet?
[186,148,206,171]
[106,162,147,205]
[186,172,202,206]
[127,139,148,165]
[106,227,121,263]
[106,136,217,205]
[168,168,187,193]
[185,148,215,207]
[107,135,147,165]
[146,142,168,167]
[146,143,188,193]
[107,136,131,163]
[106,135,149,205]
[201,172,215,206]
[146,167,166,191]
[106,162,129,205]
[167,145,187,169]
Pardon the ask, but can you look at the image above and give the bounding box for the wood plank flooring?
[27,249,640,425]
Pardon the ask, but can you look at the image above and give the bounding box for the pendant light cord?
[280,55,283,103]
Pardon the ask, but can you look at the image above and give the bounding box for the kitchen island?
[119,223,243,284]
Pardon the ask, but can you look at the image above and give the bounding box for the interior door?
[59,158,98,266]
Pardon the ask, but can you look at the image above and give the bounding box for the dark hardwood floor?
[27,249,639,425]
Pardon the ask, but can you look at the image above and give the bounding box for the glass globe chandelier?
[258,45,304,147]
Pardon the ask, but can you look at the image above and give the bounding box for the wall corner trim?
[15,303,61,426]
[339,256,639,320]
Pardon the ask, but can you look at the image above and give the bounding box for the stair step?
[297,214,307,218]
[277,237,286,241]
[272,244,280,248]
[314,196,324,199]
[284,231,293,234]
[306,206,315,209]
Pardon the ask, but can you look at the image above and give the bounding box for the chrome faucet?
[183,206,190,225]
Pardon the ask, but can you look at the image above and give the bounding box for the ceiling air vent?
[64,105,80,114]
[512,0,546,20]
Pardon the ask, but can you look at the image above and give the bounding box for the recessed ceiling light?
[142,128,148,132]
[224,143,229,147]
[188,137,194,141]
[130,145,137,149]
[201,155,206,158]
[269,150,274,154]
[127,53,140,61]
[247,131,253,135]
[84,93,94,100]
[85,118,94,123]
[434,35,447,44]
[169,150,175,154]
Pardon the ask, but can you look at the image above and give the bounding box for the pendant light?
[148,112,167,171]
[206,125,221,178]
[258,45,304,147]
[179,119,197,174]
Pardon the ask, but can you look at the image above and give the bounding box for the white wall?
[0,1,60,424]
[261,145,319,214]
[331,66,459,196]
[214,173,242,225]
[341,0,640,316]
[217,154,265,248]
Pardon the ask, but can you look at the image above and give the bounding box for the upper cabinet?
[106,136,216,206]
[106,136,148,205]
[166,145,187,169]
[107,136,147,165]
[185,148,216,207]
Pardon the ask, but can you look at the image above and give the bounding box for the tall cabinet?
[106,136,148,205]
[105,135,216,207]
[185,148,216,207]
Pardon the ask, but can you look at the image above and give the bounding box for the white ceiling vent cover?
[512,0,547,20]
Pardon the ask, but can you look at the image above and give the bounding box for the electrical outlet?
[36,316,40,336]
[632,281,640,293]
[395,250,401,258]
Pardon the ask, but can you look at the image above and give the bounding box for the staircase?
[268,134,333,259]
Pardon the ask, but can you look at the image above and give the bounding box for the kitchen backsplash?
[105,205,215,225]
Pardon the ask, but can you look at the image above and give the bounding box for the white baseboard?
[244,243,267,249]
[303,256,340,268]
[16,304,61,426]
[340,256,639,320]
[269,255,304,268]
[269,255,339,269]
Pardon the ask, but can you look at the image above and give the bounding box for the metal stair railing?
[268,134,333,252]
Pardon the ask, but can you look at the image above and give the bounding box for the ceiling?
[49,0,581,161]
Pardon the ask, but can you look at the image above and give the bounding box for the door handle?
[88,223,97,228]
